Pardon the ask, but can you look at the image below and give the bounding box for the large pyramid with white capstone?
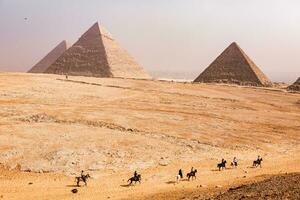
[194,42,272,86]
[288,77,300,91]
[45,22,150,79]
[28,41,67,73]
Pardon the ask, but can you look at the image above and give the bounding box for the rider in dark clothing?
[81,170,85,178]
[179,169,183,179]
[134,171,138,178]
[257,155,261,162]
[190,167,194,173]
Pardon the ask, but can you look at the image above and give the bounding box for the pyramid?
[28,41,67,73]
[45,22,150,79]
[288,77,300,91]
[194,42,272,86]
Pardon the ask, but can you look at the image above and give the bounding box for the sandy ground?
[0,155,299,200]
[0,72,299,199]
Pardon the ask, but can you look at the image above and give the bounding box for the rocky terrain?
[194,173,300,200]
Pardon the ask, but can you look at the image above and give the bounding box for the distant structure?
[194,42,272,87]
[288,77,300,91]
[45,22,150,79]
[28,41,67,73]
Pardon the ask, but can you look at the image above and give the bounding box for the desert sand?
[0,72,299,199]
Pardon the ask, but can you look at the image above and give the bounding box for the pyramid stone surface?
[194,42,272,86]
[288,77,300,91]
[45,22,150,79]
[28,41,67,73]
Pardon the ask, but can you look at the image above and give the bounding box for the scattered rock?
[158,157,170,166]
[28,182,33,185]
[215,185,222,188]
[71,189,78,194]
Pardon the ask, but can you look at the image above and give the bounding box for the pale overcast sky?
[0,0,299,82]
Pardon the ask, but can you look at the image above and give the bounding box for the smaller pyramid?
[194,42,272,86]
[288,77,300,91]
[28,41,67,73]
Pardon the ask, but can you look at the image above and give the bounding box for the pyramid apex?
[84,22,112,37]
[229,42,239,48]
[60,40,67,46]
[92,21,100,27]
[89,22,101,30]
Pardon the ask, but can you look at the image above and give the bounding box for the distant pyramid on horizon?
[28,40,67,73]
[288,77,300,91]
[45,22,150,79]
[194,42,272,86]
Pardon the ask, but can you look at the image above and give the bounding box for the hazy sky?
[0,0,299,82]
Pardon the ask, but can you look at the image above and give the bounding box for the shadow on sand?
[181,178,190,182]
[66,184,80,187]
[165,181,176,184]
[120,184,133,188]
[165,178,191,185]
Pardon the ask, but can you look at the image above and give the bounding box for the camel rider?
[233,157,238,166]
[178,169,183,179]
[222,158,225,163]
